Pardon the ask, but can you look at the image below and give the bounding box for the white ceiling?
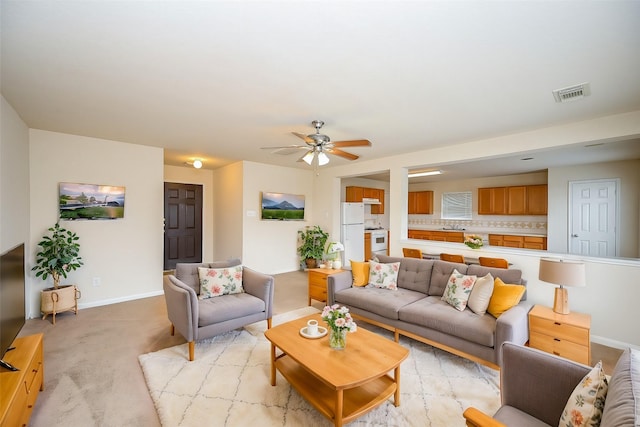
[2,1,640,173]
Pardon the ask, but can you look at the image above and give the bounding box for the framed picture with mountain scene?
[59,182,125,220]
[261,191,305,221]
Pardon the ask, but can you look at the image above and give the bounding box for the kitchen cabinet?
[478,187,507,215]
[408,191,434,214]
[488,234,547,250]
[408,229,463,243]
[478,185,547,215]
[346,186,384,214]
[364,232,371,261]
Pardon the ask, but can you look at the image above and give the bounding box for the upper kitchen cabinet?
[346,186,385,214]
[478,185,547,215]
[408,191,434,214]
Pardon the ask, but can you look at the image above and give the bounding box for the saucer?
[299,326,327,339]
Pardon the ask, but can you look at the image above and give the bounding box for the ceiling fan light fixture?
[317,152,330,166]
[302,151,315,165]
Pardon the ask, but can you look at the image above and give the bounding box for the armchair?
[163,259,274,361]
[464,342,639,427]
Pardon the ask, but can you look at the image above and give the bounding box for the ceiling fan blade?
[327,148,359,161]
[332,139,371,148]
[260,145,308,150]
[292,132,314,144]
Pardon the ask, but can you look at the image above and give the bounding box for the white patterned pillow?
[559,361,608,427]
[441,269,477,311]
[198,265,244,299]
[467,273,494,315]
[368,260,400,290]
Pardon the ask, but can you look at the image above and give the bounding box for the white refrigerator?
[341,202,365,265]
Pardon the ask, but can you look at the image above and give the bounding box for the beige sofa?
[327,254,530,368]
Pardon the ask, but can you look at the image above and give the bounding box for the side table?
[528,304,591,365]
[308,268,344,306]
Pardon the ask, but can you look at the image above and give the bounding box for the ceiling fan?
[262,120,371,166]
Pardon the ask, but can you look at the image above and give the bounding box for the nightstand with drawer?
[308,268,343,306]
[528,304,591,365]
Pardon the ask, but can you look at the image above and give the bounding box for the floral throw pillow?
[559,361,608,427]
[441,269,477,311]
[368,260,400,290]
[198,266,244,300]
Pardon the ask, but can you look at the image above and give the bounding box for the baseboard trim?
[77,290,165,310]
[592,334,640,351]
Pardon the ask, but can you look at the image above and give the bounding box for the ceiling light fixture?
[408,170,442,178]
[302,150,331,167]
[302,151,315,165]
[184,159,204,169]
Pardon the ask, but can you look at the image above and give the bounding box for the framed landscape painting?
[59,182,125,220]
[261,192,305,221]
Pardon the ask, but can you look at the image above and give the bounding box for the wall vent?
[553,82,591,103]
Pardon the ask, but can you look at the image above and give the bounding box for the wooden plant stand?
[41,285,80,325]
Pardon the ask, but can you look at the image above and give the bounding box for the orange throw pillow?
[487,277,526,318]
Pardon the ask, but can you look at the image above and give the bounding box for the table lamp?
[538,258,586,314]
[326,241,345,269]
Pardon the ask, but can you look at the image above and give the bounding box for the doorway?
[164,182,203,270]
[568,179,618,257]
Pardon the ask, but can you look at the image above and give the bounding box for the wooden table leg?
[394,365,401,406]
[334,389,344,427]
[270,343,276,386]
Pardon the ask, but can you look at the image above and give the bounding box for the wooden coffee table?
[264,314,409,427]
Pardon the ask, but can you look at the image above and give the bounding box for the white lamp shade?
[317,152,330,166]
[538,258,586,288]
[302,151,315,165]
[327,242,345,254]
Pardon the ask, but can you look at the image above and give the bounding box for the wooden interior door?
[164,182,203,270]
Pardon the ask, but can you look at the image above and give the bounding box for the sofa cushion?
[429,260,468,297]
[467,265,524,298]
[368,260,400,290]
[493,406,551,427]
[198,265,244,299]
[375,254,434,293]
[198,292,265,326]
[334,286,426,320]
[467,273,494,316]
[350,260,370,287]
[600,348,639,427]
[487,277,526,318]
[441,269,477,311]
[559,360,608,427]
[175,259,242,294]
[398,296,496,347]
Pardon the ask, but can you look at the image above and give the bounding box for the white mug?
[307,319,319,336]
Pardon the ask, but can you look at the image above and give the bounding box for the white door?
[569,179,618,257]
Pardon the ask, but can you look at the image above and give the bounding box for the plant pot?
[41,285,81,325]
[305,258,317,269]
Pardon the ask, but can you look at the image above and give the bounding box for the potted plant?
[297,225,329,269]
[32,222,83,324]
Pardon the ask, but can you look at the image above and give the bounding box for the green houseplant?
[32,222,83,323]
[297,225,329,269]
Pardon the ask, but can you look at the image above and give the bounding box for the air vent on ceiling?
[553,82,591,103]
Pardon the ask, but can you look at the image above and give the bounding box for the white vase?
[332,260,342,269]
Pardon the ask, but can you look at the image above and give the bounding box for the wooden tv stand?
[0,333,44,427]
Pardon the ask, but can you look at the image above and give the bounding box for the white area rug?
[139,307,500,426]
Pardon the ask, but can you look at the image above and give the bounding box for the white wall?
[547,159,640,257]
[241,161,314,274]
[28,130,164,317]
[0,96,30,252]
[164,165,215,262]
[316,110,640,348]
[213,161,244,263]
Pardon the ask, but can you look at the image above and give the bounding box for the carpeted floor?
[139,307,500,426]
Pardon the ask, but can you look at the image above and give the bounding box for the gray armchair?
[163,259,274,361]
[464,342,639,427]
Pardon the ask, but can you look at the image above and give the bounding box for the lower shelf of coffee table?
[276,354,397,425]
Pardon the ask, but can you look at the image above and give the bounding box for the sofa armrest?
[163,275,199,341]
[462,407,506,427]
[242,267,275,319]
[499,342,592,426]
[327,270,354,305]
[494,303,531,365]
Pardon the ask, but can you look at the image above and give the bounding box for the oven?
[370,229,388,256]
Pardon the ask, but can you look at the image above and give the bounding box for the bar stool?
[478,257,509,268]
[440,253,465,263]
[402,248,423,259]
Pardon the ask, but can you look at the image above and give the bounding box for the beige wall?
[28,130,164,318]
[164,165,215,262]
[213,161,244,263]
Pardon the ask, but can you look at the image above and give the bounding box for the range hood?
[362,197,381,205]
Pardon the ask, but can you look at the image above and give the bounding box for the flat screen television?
[0,243,25,370]
[261,191,305,221]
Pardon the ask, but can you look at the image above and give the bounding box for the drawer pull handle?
[554,338,561,342]
[553,351,560,355]
[554,322,561,326]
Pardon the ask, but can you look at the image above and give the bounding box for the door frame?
[568,178,620,257]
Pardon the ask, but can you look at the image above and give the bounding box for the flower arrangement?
[321,304,357,349]
[464,234,484,249]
